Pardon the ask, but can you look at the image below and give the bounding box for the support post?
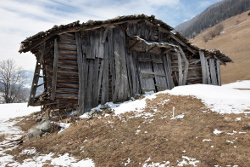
[51,38,59,100]
[199,51,207,84]
[75,32,85,114]
[178,46,189,85]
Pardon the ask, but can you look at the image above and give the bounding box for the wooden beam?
[170,33,195,54]
[205,57,211,84]
[178,45,189,85]
[51,38,59,100]
[176,49,183,86]
[199,51,207,84]
[216,60,222,86]
[209,59,218,85]
[75,32,84,114]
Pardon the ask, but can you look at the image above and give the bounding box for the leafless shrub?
[0,59,28,103]
[236,19,240,25]
[203,23,224,42]
[213,23,224,36]
[203,33,212,42]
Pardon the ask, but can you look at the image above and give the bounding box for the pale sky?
[0,0,222,70]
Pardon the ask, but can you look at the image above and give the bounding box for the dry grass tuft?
[0,134,6,142]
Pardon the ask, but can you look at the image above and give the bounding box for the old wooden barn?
[19,15,232,117]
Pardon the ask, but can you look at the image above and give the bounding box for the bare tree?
[0,59,27,103]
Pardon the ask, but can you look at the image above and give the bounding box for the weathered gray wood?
[97,59,104,101]
[134,53,141,94]
[113,26,129,101]
[162,54,174,89]
[59,38,76,45]
[56,93,78,99]
[28,42,46,106]
[75,32,84,113]
[199,51,207,84]
[138,53,155,93]
[85,32,93,59]
[107,28,115,101]
[59,50,77,55]
[86,59,94,108]
[97,31,104,58]
[178,46,189,85]
[101,40,109,104]
[102,27,110,43]
[205,57,211,84]
[209,59,218,85]
[176,50,183,86]
[58,64,78,70]
[92,58,99,107]
[51,39,59,100]
[216,60,221,86]
[57,83,79,88]
[152,54,168,91]
[166,54,175,88]
[60,33,75,40]
[58,43,76,51]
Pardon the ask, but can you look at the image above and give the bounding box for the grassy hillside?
[175,0,250,38]
[191,10,250,84]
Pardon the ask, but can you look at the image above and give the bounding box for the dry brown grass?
[13,112,41,132]
[8,93,250,166]
[0,134,6,142]
[191,10,250,84]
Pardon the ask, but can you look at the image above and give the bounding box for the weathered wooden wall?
[28,20,223,117]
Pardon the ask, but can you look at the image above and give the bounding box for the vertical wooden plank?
[205,57,211,84]
[176,49,183,86]
[166,54,175,88]
[163,55,174,89]
[133,52,141,95]
[97,59,104,101]
[81,35,89,111]
[86,59,94,108]
[199,51,207,84]
[152,54,168,91]
[51,39,59,100]
[101,39,109,104]
[85,31,93,59]
[209,59,218,85]
[107,28,115,101]
[113,26,129,101]
[92,58,100,107]
[125,51,132,98]
[178,46,189,85]
[216,60,221,86]
[75,32,84,113]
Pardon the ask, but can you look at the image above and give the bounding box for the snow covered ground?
[104,80,250,115]
[0,103,95,167]
[0,81,249,166]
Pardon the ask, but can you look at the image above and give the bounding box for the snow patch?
[213,129,223,135]
[164,84,250,114]
[177,156,200,166]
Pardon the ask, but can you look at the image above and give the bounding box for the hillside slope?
[175,0,250,38]
[1,81,250,166]
[191,11,250,84]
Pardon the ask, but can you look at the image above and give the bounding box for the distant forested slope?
[175,0,250,38]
